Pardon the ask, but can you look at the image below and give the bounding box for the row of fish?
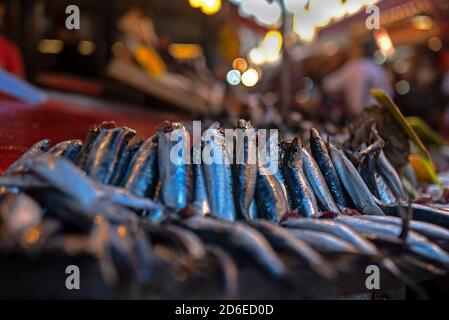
[1,120,449,297]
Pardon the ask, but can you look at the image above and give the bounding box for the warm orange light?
[168,43,203,60]
[232,57,248,73]
[374,29,395,57]
[24,228,40,245]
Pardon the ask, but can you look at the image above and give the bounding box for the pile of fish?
[1,120,449,299]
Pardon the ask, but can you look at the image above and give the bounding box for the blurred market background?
[1,0,449,170]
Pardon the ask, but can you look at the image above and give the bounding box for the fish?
[157,121,191,212]
[180,216,286,278]
[192,163,210,216]
[381,202,449,229]
[85,127,137,184]
[76,122,116,169]
[355,215,449,243]
[121,135,159,199]
[248,220,335,279]
[205,245,239,299]
[248,199,259,220]
[328,144,385,216]
[376,150,405,200]
[287,229,359,254]
[281,138,318,217]
[0,193,43,243]
[110,139,144,186]
[336,215,449,267]
[233,120,257,220]
[202,122,235,221]
[255,166,288,223]
[309,129,351,209]
[48,140,83,162]
[5,139,52,174]
[282,218,379,256]
[301,148,340,213]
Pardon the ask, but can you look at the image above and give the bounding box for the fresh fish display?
[2,120,449,299]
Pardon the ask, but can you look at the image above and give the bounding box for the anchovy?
[76,122,116,169]
[301,148,340,213]
[121,135,159,199]
[180,217,286,278]
[5,139,52,174]
[248,220,335,279]
[205,245,239,300]
[86,127,137,184]
[282,218,379,256]
[49,140,83,162]
[336,215,449,267]
[255,166,288,223]
[358,146,381,198]
[110,139,144,186]
[192,163,210,216]
[202,122,235,221]
[234,120,257,220]
[288,229,359,254]
[141,222,206,259]
[0,193,43,242]
[375,174,397,205]
[355,215,449,243]
[157,121,191,211]
[309,129,351,209]
[329,144,384,216]
[281,138,318,217]
[381,203,449,229]
[376,150,405,200]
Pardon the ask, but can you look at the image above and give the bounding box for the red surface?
[0,97,175,173]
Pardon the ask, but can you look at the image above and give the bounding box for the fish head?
[281,137,302,166]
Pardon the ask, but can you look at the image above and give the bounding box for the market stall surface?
[0,92,182,173]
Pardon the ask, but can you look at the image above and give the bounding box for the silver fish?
[288,229,359,254]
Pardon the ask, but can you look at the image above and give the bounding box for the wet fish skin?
[6,139,52,174]
[376,150,405,200]
[282,218,379,256]
[281,138,318,217]
[202,122,235,221]
[288,229,359,254]
[121,136,159,199]
[358,146,381,199]
[336,215,449,267]
[248,220,335,279]
[329,144,385,216]
[248,199,259,220]
[255,166,288,223]
[86,127,137,184]
[180,216,286,279]
[234,119,257,220]
[49,140,83,162]
[301,148,340,213]
[110,139,144,186]
[157,121,191,212]
[76,123,111,169]
[192,163,210,216]
[381,202,449,229]
[355,214,449,243]
[309,129,351,209]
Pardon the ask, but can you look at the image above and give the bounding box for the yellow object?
[168,44,203,60]
[134,46,166,77]
[406,116,448,147]
[409,154,437,184]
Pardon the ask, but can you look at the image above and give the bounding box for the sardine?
[282,218,379,256]
[309,129,351,209]
[255,166,288,223]
[202,122,235,221]
[192,163,210,216]
[288,229,359,254]
[355,215,449,243]
[329,144,384,216]
[281,138,318,217]
[180,217,286,278]
[233,120,257,220]
[376,150,405,200]
[86,127,137,184]
[121,135,159,199]
[49,140,83,162]
[248,220,335,279]
[336,215,449,267]
[157,121,191,211]
[381,202,449,229]
[301,148,339,213]
[5,139,52,174]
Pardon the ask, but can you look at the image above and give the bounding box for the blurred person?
[0,1,24,77]
[323,39,392,119]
